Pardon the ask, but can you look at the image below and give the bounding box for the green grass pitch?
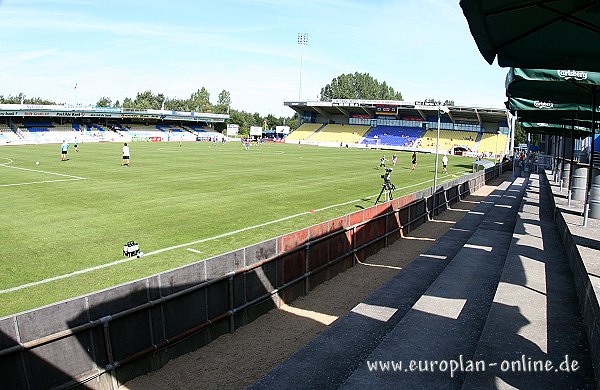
[0,141,476,316]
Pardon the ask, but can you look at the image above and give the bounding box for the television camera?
[375,168,396,204]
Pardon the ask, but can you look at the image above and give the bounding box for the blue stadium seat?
[362,126,422,147]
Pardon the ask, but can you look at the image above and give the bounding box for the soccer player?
[74,137,79,153]
[60,140,69,161]
[378,155,387,169]
[411,151,417,170]
[122,143,130,166]
[392,153,398,167]
[442,154,448,174]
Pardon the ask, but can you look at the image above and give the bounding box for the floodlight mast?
[298,33,308,101]
[433,104,450,215]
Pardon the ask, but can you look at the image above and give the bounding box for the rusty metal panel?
[308,221,329,241]
[363,204,379,221]
[328,216,346,233]
[308,239,329,272]
[278,251,306,286]
[329,230,352,261]
[387,209,401,234]
[348,209,364,227]
[281,229,309,253]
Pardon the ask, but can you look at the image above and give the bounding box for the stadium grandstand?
[284,123,323,142]
[362,125,422,148]
[284,99,510,158]
[307,124,371,145]
[0,104,229,145]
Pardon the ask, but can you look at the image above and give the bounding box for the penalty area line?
[0,170,469,294]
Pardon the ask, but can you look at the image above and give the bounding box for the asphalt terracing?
[251,172,597,389]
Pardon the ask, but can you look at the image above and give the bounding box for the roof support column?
[583,86,598,225]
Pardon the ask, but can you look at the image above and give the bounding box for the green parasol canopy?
[460,0,600,71]
[520,121,592,138]
[508,96,592,113]
[506,68,600,104]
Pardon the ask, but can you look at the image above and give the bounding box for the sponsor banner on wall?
[402,116,424,122]
[226,124,239,136]
[350,114,372,119]
[275,125,290,134]
[23,111,52,116]
[250,126,262,136]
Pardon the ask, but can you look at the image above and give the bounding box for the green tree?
[216,89,231,114]
[190,87,211,112]
[0,93,56,104]
[131,90,165,109]
[319,72,403,101]
[122,97,133,109]
[165,98,190,112]
[96,97,112,107]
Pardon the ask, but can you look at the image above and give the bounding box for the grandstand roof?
[284,99,508,126]
[0,104,229,123]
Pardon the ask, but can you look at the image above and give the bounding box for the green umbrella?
[460,1,600,71]
[506,97,597,123]
[506,68,600,105]
[520,121,591,138]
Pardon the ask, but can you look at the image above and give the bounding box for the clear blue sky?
[0,0,509,117]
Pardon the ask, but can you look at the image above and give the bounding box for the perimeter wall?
[0,164,507,390]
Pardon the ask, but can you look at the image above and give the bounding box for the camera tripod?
[375,181,396,204]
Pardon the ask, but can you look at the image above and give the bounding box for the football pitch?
[0,141,475,317]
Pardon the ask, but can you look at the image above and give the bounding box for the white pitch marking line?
[0,164,86,180]
[0,178,84,187]
[187,248,203,254]
[0,169,471,294]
